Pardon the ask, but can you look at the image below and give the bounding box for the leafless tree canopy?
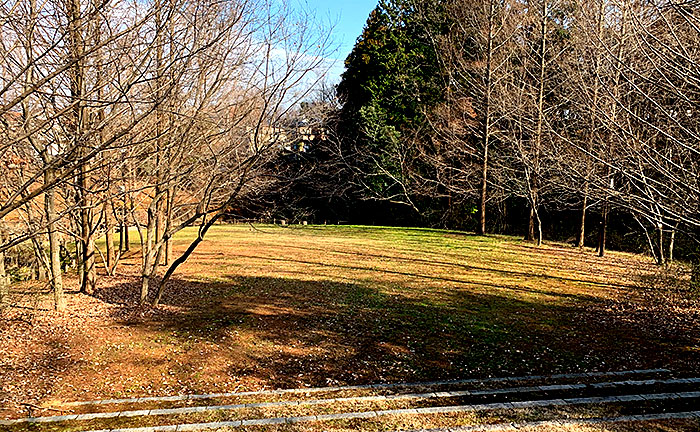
[414,0,700,260]
[1,0,700,310]
[0,0,333,309]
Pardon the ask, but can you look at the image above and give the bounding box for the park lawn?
[1,224,699,419]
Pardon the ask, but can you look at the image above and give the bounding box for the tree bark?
[45,169,65,311]
[0,224,8,307]
[141,207,156,305]
[65,0,95,294]
[598,202,608,257]
[656,223,665,266]
[124,218,130,252]
[80,197,96,294]
[668,226,676,263]
[164,187,173,265]
[535,206,543,246]
[95,6,112,277]
[528,204,536,241]
[478,0,496,236]
[75,235,83,286]
[529,0,547,247]
[692,223,700,292]
[577,191,588,248]
[104,198,116,275]
[577,0,605,250]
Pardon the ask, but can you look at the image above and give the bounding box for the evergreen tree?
[337,0,448,206]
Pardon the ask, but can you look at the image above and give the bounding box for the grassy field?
[1,224,699,420]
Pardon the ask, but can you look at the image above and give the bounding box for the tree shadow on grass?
[98,273,699,394]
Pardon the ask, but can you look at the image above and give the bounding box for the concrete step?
[7,376,699,425]
[69,392,700,432]
[49,368,672,417]
[397,411,700,432]
[2,369,695,432]
[3,369,680,424]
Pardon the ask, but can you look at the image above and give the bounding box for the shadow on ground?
[90,271,700,394]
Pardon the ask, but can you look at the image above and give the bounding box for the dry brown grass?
[1,225,698,422]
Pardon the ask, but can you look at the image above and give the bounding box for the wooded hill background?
[1,0,699,312]
[280,0,700,274]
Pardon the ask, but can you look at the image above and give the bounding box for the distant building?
[248,123,327,154]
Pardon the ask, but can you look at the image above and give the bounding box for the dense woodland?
[1,0,699,313]
[302,0,700,278]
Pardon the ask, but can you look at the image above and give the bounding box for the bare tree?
[127,0,335,305]
[425,0,520,233]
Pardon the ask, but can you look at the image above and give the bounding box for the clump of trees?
[330,0,700,284]
[0,0,332,310]
[2,0,699,311]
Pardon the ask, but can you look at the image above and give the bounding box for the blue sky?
[305,0,378,83]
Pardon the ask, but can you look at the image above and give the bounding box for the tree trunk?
[155,206,162,248]
[527,0,547,247]
[479,137,489,236]
[65,0,95,294]
[95,10,111,277]
[668,226,676,263]
[45,169,65,311]
[598,203,608,257]
[60,238,71,272]
[119,222,124,253]
[153,213,222,306]
[164,187,173,266]
[124,219,130,252]
[37,252,47,280]
[104,199,115,275]
[75,236,83,287]
[577,192,588,248]
[141,272,150,305]
[140,198,162,305]
[80,201,96,294]
[0,251,6,306]
[535,207,543,247]
[528,205,536,241]
[478,0,496,237]
[656,223,665,266]
[165,236,172,266]
[141,221,155,304]
[579,0,604,249]
[692,224,700,292]
[0,225,8,307]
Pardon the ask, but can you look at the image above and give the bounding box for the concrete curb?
[62,368,670,407]
[3,374,697,426]
[67,391,700,432]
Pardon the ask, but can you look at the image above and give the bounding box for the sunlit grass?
[6,224,696,424]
